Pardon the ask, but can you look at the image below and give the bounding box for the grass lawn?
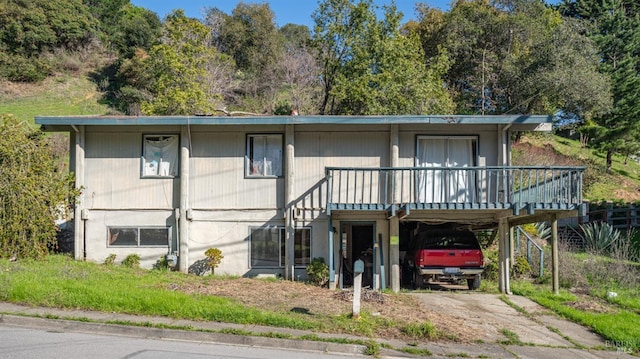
[512,280,640,352]
[2,254,639,353]
[0,255,429,343]
[0,255,318,330]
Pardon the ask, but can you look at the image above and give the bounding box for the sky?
[129,1,454,27]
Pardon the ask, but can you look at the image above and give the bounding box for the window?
[246,134,282,177]
[142,135,179,177]
[250,227,311,267]
[415,136,478,203]
[108,227,170,247]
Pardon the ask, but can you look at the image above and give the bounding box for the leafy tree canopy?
[312,0,453,115]
[140,10,234,115]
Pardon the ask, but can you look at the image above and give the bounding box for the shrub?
[482,250,499,281]
[476,230,496,248]
[104,254,116,266]
[153,256,169,271]
[122,254,140,268]
[0,53,50,82]
[306,257,329,286]
[204,248,224,275]
[0,115,79,259]
[512,255,532,278]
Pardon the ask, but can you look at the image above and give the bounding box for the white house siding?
[293,125,390,210]
[187,211,329,279]
[78,122,509,277]
[189,126,283,210]
[84,128,179,209]
[84,209,176,268]
[83,127,180,268]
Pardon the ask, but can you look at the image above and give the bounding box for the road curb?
[0,314,367,356]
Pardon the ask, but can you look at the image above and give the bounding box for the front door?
[340,222,375,288]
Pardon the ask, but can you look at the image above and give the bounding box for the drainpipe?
[500,124,512,166]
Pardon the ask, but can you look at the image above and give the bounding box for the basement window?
[249,227,311,267]
[108,227,170,247]
[142,135,179,177]
[245,134,283,177]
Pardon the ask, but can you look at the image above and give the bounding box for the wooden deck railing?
[325,166,584,213]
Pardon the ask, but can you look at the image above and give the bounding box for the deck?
[325,166,585,219]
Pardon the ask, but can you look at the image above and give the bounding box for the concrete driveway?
[411,286,636,358]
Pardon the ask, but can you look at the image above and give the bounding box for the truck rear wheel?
[467,275,481,290]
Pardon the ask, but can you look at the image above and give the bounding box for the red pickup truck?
[407,228,484,290]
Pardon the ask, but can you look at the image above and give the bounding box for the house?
[36,115,584,293]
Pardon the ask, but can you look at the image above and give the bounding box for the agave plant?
[580,221,621,254]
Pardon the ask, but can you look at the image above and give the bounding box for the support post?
[178,126,190,273]
[284,125,295,280]
[498,218,511,294]
[552,215,559,295]
[389,124,400,293]
[328,217,336,290]
[72,126,85,261]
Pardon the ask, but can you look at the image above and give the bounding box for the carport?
[325,148,584,294]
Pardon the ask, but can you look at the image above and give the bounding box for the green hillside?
[514,134,640,203]
[0,76,108,125]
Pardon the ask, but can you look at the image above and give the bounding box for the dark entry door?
[341,223,374,288]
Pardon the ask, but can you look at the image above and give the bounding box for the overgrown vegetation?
[0,115,79,259]
[504,219,640,353]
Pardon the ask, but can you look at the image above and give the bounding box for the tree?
[312,0,453,115]
[560,0,640,172]
[311,0,371,114]
[0,0,97,81]
[415,0,610,116]
[0,116,79,259]
[140,10,234,115]
[277,24,320,114]
[110,5,162,58]
[216,3,284,112]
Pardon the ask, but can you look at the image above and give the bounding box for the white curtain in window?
[416,139,445,202]
[144,136,178,176]
[448,139,473,203]
[249,135,282,176]
[266,135,282,176]
[416,137,474,203]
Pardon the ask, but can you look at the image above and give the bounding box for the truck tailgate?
[417,249,483,268]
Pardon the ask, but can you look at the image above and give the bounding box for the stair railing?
[515,226,544,278]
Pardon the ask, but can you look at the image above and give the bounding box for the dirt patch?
[174,278,606,347]
[566,289,618,314]
[176,278,475,342]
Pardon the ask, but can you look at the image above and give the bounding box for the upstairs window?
[246,134,282,177]
[142,135,179,178]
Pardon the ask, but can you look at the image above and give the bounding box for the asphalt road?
[0,295,636,359]
[0,325,359,359]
